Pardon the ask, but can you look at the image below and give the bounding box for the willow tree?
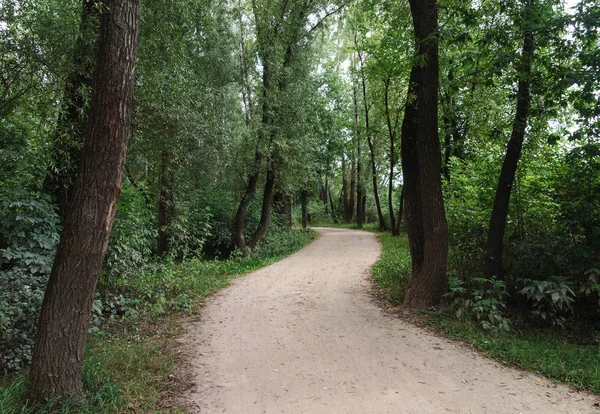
[28,0,141,402]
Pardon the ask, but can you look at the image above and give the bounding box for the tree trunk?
[356,48,386,231]
[301,189,308,228]
[485,0,534,281]
[396,186,404,235]
[42,0,101,218]
[348,157,356,223]
[402,0,448,309]
[342,153,352,222]
[384,78,398,236]
[234,150,262,252]
[353,82,365,229]
[274,188,292,228]
[367,136,387,231]
[28,0,141,402]
[251,162,275,248]
[328,188,336,222]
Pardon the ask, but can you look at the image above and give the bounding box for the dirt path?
[180,227,597,413]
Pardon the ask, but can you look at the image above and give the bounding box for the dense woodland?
[0,0,599,407]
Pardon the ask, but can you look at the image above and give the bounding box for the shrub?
[445,277,510,332]
[0,188,60,372]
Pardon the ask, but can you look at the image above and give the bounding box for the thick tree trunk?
[384,78,398,236]
[485,1,534,281]
[28,0,140,402]
[402,0,448,309]
[400,69,424,271]
[42,0,101,218]
[301,189,308,229]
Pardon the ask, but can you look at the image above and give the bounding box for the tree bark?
[348,157,356,223]
[274,187,291,228]
[485,0,535,281]
[353,83,365,229]
[301,189,308,228]
[328,188,336,222]
[234,150,261,252]
[28,0,141,402]
[356,47,386,231]
[342,153,352,222]
[396,186,404,235]
[251,163,275,247]
[402,0,448,309]
[384,77,398,235]
[42,0,101,218]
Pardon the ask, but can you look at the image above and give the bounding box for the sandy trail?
[181,227,597,413]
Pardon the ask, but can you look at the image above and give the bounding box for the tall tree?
[356,46,387,231]
[401,0,448,308]
[485,0,535,280]
[28,0,141,402]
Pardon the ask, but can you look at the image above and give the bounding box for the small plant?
[581,268,600,304]
[445,277,510,332]
[519,276,575,327]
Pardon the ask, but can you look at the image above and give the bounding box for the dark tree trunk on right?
[401,0,449,309]
[485,0,535,281]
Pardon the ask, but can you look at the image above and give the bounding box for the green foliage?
[0,187,60,372]
[104,182,156,279]
[371,233,411,305]
[519,277,575,327]
[445,277,510,332]
[96,228,315,324]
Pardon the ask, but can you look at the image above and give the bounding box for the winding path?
[181,227,597,413]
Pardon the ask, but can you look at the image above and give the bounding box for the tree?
[401,0,448,309]
[28,0,141,402]
[485,0,535,280]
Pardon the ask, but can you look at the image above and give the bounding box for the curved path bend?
[181,227,597,413]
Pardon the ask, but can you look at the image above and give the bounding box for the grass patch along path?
[0,229,316,414]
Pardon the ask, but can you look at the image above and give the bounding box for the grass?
[428,315,600,393]
[371,232,411,305]
[321,222,600,395]
[0,228,316,414]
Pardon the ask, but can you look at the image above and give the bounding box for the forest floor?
[178,227,598,413]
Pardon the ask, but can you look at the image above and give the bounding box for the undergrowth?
[371,232,411,305]
[428,314,600,393]
[0,228,315,413]
[363,226,600,395]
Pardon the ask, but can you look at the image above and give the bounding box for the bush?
[445,277,510,332]
[0,188,60,372]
